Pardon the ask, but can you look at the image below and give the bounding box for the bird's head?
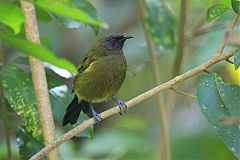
[102,33,134,51]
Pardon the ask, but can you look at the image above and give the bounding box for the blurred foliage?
[231,0,240,14]
[16,126,46,160]
[197,74,240,158]
[227,64,240,84]
[207,4,229,22]
[0,0,239,159]
[33,0,102,27]
[144,0,175,50]
[234,49,240,69]
[0,64,42,139]
[0,32,77,73]
[51,0,101,33]
[0,1,24,34]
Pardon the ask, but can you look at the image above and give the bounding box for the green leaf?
[207,4,229,22]
[231,0,240,14]
[234,49,240,69]
[16,126,46,160]
[145,0,175,50]
[14,56,29,65]
[49,85,73,123]
[51,0,100,34]
[218,81,240,117]
[197,74,240,158]
[35,6,52,22]
[0,65,42,139]
[0,1,24,34]
[13,56,63,89]
[0,32,77,73]
[34,0,102,27]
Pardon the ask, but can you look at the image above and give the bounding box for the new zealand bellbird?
[62,33,133,126]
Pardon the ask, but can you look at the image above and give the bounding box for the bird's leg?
[112,98,127,115]
[90,104,102,123]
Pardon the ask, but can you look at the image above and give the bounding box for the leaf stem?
[170,88,196,99]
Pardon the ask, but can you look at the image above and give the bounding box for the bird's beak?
[124,35,134,39]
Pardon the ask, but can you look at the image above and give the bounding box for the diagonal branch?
[30,50,234,160]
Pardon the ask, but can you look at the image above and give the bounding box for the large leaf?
[51,0,100,34]
[144,0,175,50]
[218,80,240,117]
[231,0,240,14]
[49,85,93,138]
[197,74,240,158]
[34,0,102,27]
[0,65,41,139]
[16,126,46,160]
[0,1,24,34]
[0,32,77,73]
[207,4,229,22]
[13,56,64,89]
[234,49,240,69]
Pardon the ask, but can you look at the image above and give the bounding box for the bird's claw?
[90,104,102,124]
[113,98,127,115]
[92,112,102,123]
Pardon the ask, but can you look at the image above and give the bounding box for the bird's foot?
[90,104,102,123]
[112,98,127,115]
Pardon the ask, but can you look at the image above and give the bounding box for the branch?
[216,14,239,55]
[20,1,59,159]
[138,0,170,159]
[225,31,240,46]
[30,49,234,160]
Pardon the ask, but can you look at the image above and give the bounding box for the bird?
[62,33,133,126]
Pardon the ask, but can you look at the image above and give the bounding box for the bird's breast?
[74,54,127,103]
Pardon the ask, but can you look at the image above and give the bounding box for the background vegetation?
[0,0,239,160]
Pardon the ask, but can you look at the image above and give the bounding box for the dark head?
[102,33,134,51]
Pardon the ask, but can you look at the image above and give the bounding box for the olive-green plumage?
[63,33,133,126]
[74,37,127,103]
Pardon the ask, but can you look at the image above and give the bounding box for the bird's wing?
[77,56,96,75]
[72,55,97,92]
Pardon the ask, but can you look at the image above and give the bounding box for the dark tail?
[62,96,90,126]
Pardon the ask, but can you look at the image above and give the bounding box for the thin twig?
[216,14,239,55]
[167,14,239,118]
[128,51,168,76]
[20,1,59,159]
[170,88,196,99]
[30,50,234,160]
[139,0,170,159]
[203,69,212,74]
